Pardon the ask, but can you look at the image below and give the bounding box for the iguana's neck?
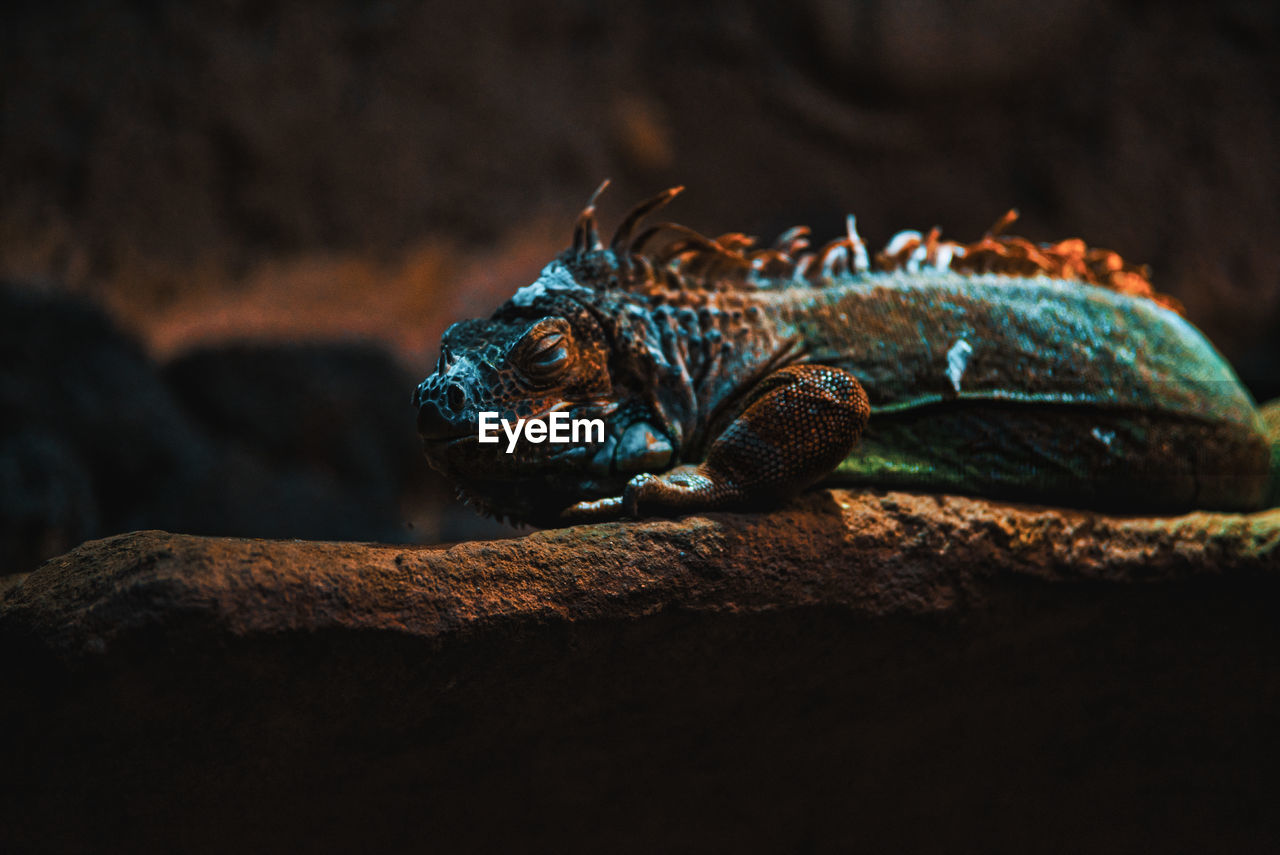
[593,287,792,458]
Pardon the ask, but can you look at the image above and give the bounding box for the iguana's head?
[413,275,628,523]
[413,182,741,524]
[415,183,701,524]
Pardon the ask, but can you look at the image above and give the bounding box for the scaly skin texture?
[414,186,1278,524]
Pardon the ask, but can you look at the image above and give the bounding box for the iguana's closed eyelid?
[510,316,573,354]
[530,329,564,349]
[528,337,568,364]
[517,338,573,386]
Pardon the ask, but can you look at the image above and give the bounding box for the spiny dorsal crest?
[563,183,1181,313]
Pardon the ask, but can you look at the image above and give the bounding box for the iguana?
[414,183,1279,524]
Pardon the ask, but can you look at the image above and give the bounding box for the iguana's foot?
[561,364,869,521]
[560,467,733,522]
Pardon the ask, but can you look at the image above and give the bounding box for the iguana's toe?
[559,495,625,523]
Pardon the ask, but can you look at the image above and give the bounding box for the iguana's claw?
[559,495,625,523]
[621,473,661,518]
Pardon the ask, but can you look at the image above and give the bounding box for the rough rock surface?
[3,490,1279,853]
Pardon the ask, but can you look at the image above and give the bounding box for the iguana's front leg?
[564,364,869,520]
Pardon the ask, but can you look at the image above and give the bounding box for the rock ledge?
[3,490,1279,854]
[6,489,1279,655]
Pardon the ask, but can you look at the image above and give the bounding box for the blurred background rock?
[2,0,1277,572]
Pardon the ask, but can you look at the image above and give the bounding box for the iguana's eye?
[512,318,573,385]
[526,334,568,376]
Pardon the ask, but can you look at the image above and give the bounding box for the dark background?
[3,0,1278,572]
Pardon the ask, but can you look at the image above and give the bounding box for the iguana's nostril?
[446,383,466,412]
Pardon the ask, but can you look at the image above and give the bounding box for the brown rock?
[3,490,1279,853]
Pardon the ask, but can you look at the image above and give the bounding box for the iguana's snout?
[414,376,471,441]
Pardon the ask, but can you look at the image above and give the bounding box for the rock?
[2,490,1279,853]
[0,282,212,570]
[0,282,507,572]
[162,341,423,501]
[158,340,462,545]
